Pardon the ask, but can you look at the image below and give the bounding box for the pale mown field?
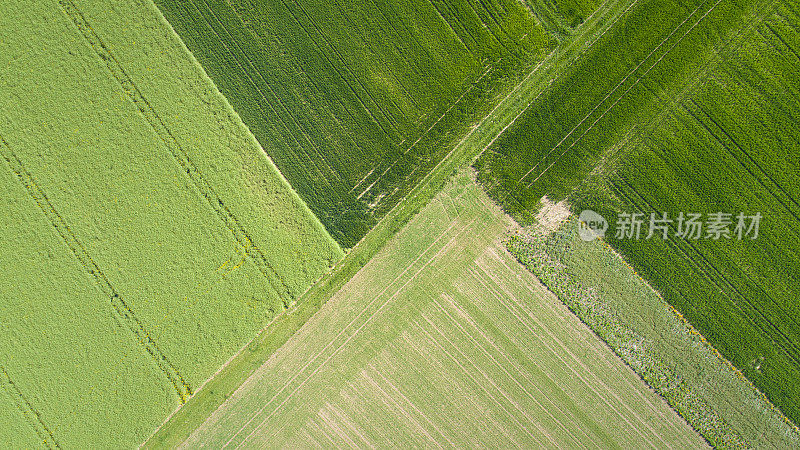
[184,172,705,448]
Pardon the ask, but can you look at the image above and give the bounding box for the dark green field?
[154,0,568,247]
[476,0,800,424]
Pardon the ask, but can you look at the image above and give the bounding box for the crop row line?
[441,0,490,56]
[621,0,781,158]
[201,1,347,183]
[400,322,531,446]
[433,0,485,56]
[721,31,800,132]
[225,0,403,154]
[763,20,800,63]
[554,228,760,446]
[362,0,444,110]
[513,0,660,184]
[404,64,494,155]
[412,314,548,446]
[0,366,60,449]
[208,0,361,186]
[196,1,350,194]
[720,49,800,130]
[367,361,455,447]
[427,0,477,59]
[348,167,377,195]
[636,111,800,335]
[624,2,800,336]
[431,292,592,447]
[515,0,711,186]
[282,0,402,139]
[522,0,724,189]
[495,0,640,210]
[491,0,640,210]
[357,365,441,447]
[467,262,668,446]
[573,0,636,60]
[607,180,758,332]
[58,0,292,305]
[527,0,574,38]
[611,175,800,369]
[356,62,494,203]
[469,0,516,57]
[304,0,410,137]
[0,137,192,403]
[620,131,800,336]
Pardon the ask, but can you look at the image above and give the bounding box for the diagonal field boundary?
[0,366,61,449]
[0,138,192,403]
[58,0,293,306]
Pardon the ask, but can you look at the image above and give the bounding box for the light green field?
[0,164,175,446]
[0,0,341,446]
[181,172,705,448]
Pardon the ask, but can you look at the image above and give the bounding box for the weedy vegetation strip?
[508,217,799,447]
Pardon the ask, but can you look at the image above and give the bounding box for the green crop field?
[152,0,569,247]
[0,0,341,446]
[524,0,605,32]
[178,172,705,448]
[476,0,800,426]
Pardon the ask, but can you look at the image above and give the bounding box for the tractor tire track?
[0,138,191,403]
[0,366,61,449]
[58,0,293,305]
[516,0,717,186]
